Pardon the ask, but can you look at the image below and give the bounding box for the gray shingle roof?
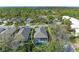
[15,26,30,41]
[0,28,5,33]
[34,27,48,39]
[0,26,16,37]
[26,18,32,24]
[11,40,20,49]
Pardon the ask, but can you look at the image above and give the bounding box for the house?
[0,20,8,26]
[7,19,10,22]
[14,26,31,41]
[16,18,23,23]
[0,28,5,33]
[63,43,75,52]
[38,15,47,20]
[8,18,17,23]
[70,25,79,29]
[70,17,79,25]
[25,18,32,24]
[62,16,79,36]
[34,27,48,45]
[70,17,79,36]
[51,18,58,24]
[11,26,30,50]
[0,26,16,39]
[62,16,79,27]
[62,16,70,20]
[11,40,21,50]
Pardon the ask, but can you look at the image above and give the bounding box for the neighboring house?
[34,27,48,45]
[16,18,23,23]
[51,18,58,24]
[14,26,31,41]
[0,28,5,33]
[0,20,8,26]
[12,26,30,50]
[7,19,10,22]
[11,40,20,50]
[70,17,79,25]
[63,43,75,52]
[9,18,17,23]
[38,15,47,20]
[62,16,79,27]
[7,18,22,23]
[62,16,79,36]
[70,17,79,36]
[3,21,8,24]
[62,16,70,20]
[70,25,79,29]
[25,18,32,24]
[0,26,16,39]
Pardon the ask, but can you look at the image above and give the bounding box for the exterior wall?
[34,38,48,45]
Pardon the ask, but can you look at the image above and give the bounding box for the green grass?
[75,48,79,52]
